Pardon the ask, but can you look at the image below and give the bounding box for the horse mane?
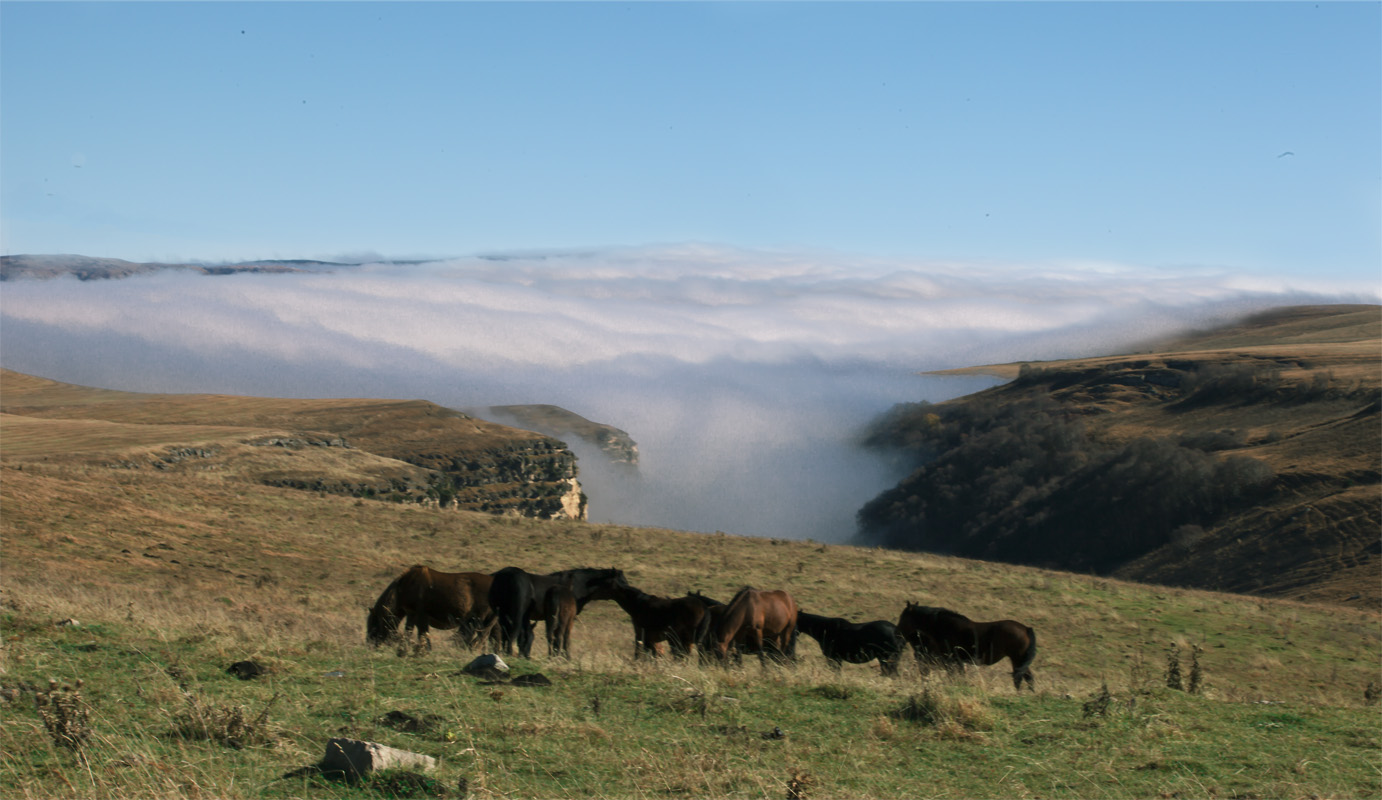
[727,585,756,604]
[909,603,970,623]
[929,606,967,620]
[687,590,723,606]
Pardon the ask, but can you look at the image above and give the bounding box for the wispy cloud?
[2,244,1374,539]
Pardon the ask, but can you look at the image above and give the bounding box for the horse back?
[488,567,538,620]
[719,588,797,642]
[975,619,1035,665]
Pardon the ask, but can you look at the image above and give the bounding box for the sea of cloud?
[2,244,1374,540]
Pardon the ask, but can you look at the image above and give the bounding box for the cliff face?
[0,371,587,521]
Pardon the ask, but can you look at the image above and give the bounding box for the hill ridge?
[858,303,1380,607]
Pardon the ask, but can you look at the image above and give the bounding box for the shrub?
[1083,682,1113,718]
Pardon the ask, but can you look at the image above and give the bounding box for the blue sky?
[2,1,1379,282]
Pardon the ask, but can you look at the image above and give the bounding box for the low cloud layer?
[2,245,1374,540]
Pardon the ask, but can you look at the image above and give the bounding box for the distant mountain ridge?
[0,253,358,281]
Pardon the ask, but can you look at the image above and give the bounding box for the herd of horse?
[366,565,1038,691]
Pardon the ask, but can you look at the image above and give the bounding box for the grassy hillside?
[0,370,585,520]
[2,352,1380,798]
[861,304,1380,608]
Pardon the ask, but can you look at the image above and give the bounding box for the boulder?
[461,654,508,678]
[227,660,266,680]
[321,738,437,777]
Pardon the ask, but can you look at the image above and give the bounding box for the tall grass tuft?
[170,692,278,750]
[34,679,92,752]
[1165,643,1184,691]
[1187,644,1204,695]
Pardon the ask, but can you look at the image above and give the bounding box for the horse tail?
[366,574,405,645]
[694,604,715,653]
[1013,625,1037,688]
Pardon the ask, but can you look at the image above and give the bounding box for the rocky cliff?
[480,404,639,469]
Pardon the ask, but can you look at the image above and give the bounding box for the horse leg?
[519,620,536,659]
[751,627,767,668]
[544,611,558,657]
[400,617,422,657]
[413,620,432,657]
[1014,662,1036,692]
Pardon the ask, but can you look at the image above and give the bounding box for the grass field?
[2,458,1379,799]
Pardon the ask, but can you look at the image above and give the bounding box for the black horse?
[896,602,1037,691]
[487,567,625,658]
[687,591,726,662]
[608,584,726,659]
[795,611,905,676]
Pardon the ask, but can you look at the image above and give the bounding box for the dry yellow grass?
[2,459,1376,709]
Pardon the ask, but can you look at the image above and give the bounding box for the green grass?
[2,588,1379,799]
[2,461,1379,798]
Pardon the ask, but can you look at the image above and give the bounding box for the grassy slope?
[2,340,1380,797]
[921,304,1381,607]
[0,370,585,516]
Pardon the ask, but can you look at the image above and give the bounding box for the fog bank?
[2,245,1373,540]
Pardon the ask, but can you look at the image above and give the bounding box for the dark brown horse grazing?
[710,587,799,665]
[896,603,1037,691]
[366,566,496,655]
[795,611,905,676]
[541,582,578,658]
[487,566,626,658]
[608,583,717,659]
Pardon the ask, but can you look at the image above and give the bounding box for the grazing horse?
[710,587,799,665]
[896,603,1037,691]
[541,581,578,658]
[487,566,625,658]
[795,611,905,676]
[366,566,496,655]
[609,583,718,659]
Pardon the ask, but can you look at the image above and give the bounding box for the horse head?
[574,567,627,605]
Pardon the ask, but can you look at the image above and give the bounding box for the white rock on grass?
[321,738,437,776]
[462,654,508,675]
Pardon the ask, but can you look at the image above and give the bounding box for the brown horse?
[709,587,799,665]
[608,583,717,659]
[541,581,578,658]
[896,603,1037,691]
[366,566,496,655]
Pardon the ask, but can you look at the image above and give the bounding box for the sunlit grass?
[3,460,1379,798]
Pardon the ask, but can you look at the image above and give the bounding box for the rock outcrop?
[481,404,639,469]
